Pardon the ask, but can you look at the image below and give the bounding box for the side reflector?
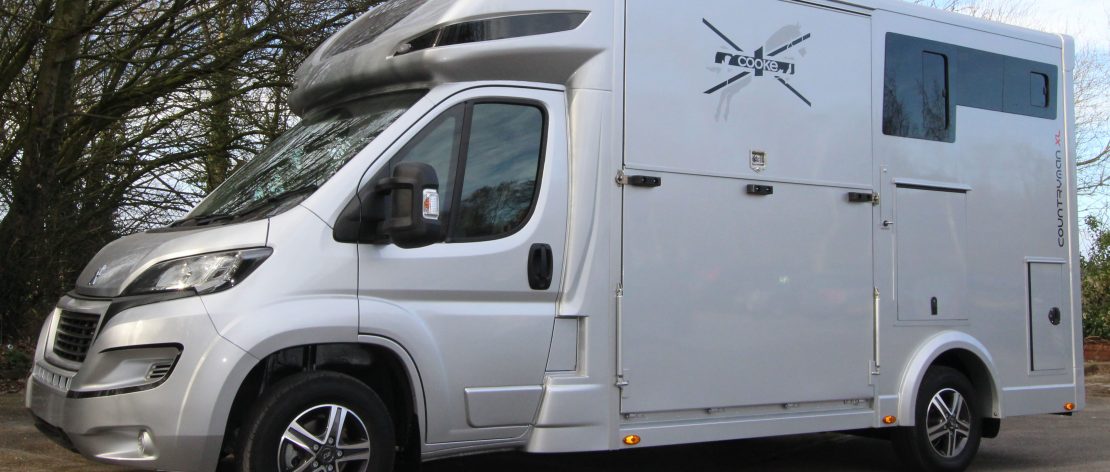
[623,435,641,446]
[882,415,898,425]
[1064,402,1076,411]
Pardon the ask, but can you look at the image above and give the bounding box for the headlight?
[124,248,273,296]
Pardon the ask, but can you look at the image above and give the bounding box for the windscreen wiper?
[170,213,235,228]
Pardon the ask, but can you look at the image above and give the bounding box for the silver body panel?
[27,0,1082,470]
[621,0,875,416]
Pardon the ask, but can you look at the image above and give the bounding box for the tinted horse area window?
[883,34,952,142]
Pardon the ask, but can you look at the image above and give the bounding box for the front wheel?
[238,371,396,472]
[892,366,982,472]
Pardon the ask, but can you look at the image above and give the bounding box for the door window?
[453,103,545,241]
[378,100,546,244]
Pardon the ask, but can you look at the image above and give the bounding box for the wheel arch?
[897,332,1001,426]
[221,336,426,460]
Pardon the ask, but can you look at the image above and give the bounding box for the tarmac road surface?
[2,382,1107,471]
[421,396,1110,472]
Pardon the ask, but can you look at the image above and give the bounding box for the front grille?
[52,310,100,363]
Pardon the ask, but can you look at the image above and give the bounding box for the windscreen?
[181,91,425,226]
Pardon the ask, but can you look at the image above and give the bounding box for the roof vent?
[395,12,589,56]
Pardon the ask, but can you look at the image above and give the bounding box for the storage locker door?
[894,187,968,321]
[1029,262,1069,371]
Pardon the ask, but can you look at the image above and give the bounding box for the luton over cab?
[27,1,1082,471]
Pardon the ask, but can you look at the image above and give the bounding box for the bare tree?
[0,0,383,340]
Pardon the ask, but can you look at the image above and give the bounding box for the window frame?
[921,50,951,134]
[1030,72,1050,108]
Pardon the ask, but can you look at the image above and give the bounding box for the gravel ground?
[2,363,1108,472]
[0,390,124,472]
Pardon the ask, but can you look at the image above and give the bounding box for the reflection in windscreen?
[189,91,424,220]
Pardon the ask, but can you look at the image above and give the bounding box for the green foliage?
[1082,216,1110,339]
[0,345,32,377]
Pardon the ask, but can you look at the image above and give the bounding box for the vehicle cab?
[27,1,610,470]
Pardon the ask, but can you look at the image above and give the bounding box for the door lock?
[1048,307,1061,326]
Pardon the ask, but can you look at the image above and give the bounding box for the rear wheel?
[238,371,395,472]
[892,366,982,472]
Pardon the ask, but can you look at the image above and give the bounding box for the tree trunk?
[205,71,236,192]
[0,0,89,340]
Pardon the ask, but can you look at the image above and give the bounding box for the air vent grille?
[146,360,175,382]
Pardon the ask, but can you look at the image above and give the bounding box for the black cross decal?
[703,19,813,107]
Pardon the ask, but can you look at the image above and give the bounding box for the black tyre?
[892,366,982,472]
[238,371,395,472]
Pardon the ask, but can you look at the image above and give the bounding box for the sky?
[1035,0,1110,49]
[971,0,1110,49]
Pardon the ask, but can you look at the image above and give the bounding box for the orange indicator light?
[882,415,898,425]
[1064,402,1076,411]
[623,435,641,446]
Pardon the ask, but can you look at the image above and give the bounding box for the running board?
[618,408,874,450]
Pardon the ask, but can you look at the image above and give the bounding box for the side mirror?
[374,162,443,249]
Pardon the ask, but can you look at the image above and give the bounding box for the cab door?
[356,87,568,443]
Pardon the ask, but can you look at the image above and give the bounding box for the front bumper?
[26,294,257,471]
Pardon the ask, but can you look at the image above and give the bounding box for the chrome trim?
[32,362,76,393]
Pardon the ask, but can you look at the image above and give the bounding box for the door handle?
[528,243,553,290]
[746,184,774,196]
[848,192,877,203]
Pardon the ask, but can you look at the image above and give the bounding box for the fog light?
[1064,402,1076,411]
[882,415,897,425]
[623,434,641,446]
[138,430,155,456]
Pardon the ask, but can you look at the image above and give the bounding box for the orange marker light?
[1064,402,1076,411]
[882,415,898,425]
[623,435,642,446]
